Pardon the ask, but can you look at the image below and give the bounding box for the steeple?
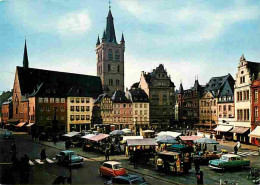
[102,30,106,42]
[120,32,125,43]
[179,82,183,93]
[106,8,117,43]
[96,35,100,46]
[23,39,29,69]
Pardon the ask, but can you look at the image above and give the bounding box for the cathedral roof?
[105,9,117,43]
[16,66,103,99]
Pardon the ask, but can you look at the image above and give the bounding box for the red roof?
[179,136,202,141]
[88,134,109,142]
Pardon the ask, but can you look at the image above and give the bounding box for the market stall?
[85,134,110,153]
[179,135,202,146]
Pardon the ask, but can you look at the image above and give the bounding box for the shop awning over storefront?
[127,138,157,146]
[179,136,202,141]
[88,134,109,142]
[214,125,233,132]
[62,131,80,137]
[81,134,95,139]
[15,122,27,127]
[230,127,250,134]
[26,123,35,127]
[249,126,260,139]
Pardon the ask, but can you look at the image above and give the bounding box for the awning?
[62,131,80,137]
[214,125,233,132]
[8,118,19,123]
[127,138,157,146]
[159,151,180,156]
[249,126,260,139]
[88,134,109,142]
[179,136,202,141]
[142,130,155,133]
[81,134,95,139]
[156,131,182,138]
[230,127,250,134]
[123,136,143,142]
[16,122,27,127]
[26,123,35,127]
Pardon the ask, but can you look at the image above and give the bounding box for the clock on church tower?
[95,7,125,96]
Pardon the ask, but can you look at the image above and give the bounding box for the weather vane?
[109,0,111,10]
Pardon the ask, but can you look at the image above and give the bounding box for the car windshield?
[131,177,146,184]
[71,154,78,158]
[220,156,229,161]
[113,164,123,170]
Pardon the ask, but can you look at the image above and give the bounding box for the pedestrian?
[105,147,110,161]
[236,141,241,151]
[11,141,16,154]
[222,135,225,143]
[20,154,29,184]
[40,146,46,161]
[234,145,238,155]
[213,144,217,153]
[196,170,204,184]
[133,148,138,169]
[210,133,213,139]
[194,157,200,173]
[156,157,163,175]
[110,143,114,155]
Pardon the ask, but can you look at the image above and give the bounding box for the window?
[40,106,44,111]
[61,116,64,120]
[219,105,222,111]
[61,98,65,103]
[71,98,74,103]
[86,98,90,103]
[76,98,79,103]
[144,110,147,115]
[108,64,111,72]
[255,90,258,102]
[76,106,79,112]
[108,49,113,61]
[46,107,51,111]
[76,115,80,120]
[60,107,65,112]
[144,104,147,108]
[255,107,259,118]
[70,106,74,111]
[81,115,85,120]
[243,91,246,101]
[247,90,249,101]
[135,104,138,108]
[50,98,54,103]
[135,110,138,115]
[86,106,90,111]
[239,92,242,101]
[47,116,51,120]
[228,105,231,111]
[81,98,85,103]
[223,105,226,111]
[140,104,142,108]
[40,116,43,120]
[123,104,126,108]
[117,65,120,73]
[86,115,90,120]
[81,106,85,111]
[44,97,48,103]
[115,51,120,61]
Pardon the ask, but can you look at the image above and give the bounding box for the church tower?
[96,6,125,96]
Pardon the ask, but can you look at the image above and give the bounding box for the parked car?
[4,131,14,139]
[56,150,83,166]
[104,174,149,185]
[99,161,126,177]
[209,154,250,170]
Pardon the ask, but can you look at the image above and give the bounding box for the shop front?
[249,126,260,146]
[230,126,250,143]
[214,124,233,140]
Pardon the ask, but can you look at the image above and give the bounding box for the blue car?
[4,131,14,139]
[104,174,149,185]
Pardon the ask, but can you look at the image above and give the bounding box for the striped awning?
[214,125,233,132]
[230,127,250,134]
[249,126,260,139]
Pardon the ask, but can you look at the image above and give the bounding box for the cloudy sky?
[1,0,260,93]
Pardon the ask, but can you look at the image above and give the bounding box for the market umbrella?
[109,130,125,136]
[194,138,219,144]
[121,128,133,134]
[156,135,178,144]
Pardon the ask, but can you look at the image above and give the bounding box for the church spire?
[106,6,117,43]
[23,39,29,69]
[120,32,125,43]
[96,35,100,46]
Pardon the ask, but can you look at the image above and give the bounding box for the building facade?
[139,64,175,129]
[96,8,125,95]
[1,97,13,127]
[94,94,113,125]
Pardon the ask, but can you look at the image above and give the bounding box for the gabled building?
[126,87,149,133]
[178,79,204,128]
[94,93,113,125]
[111,90,132,129]
[96,7,125,95]
[1,97,13,128]
[139,64,175,129]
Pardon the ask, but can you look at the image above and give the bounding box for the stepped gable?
[17,66,102,99]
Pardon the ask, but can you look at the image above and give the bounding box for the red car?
[99,161,126,177]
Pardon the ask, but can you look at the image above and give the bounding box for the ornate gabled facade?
[139,64,175,129]
[178,79,204,128]
[94,93,113,125]
[96,8,125,96]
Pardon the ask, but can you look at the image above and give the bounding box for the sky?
[1,0,260,93]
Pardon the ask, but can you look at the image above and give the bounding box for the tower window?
[108,64,111,72]
[108,49,113,61]
[117,65,120,73]
[115,51,120,61]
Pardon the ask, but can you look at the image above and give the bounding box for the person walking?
[196,170,204,184]
[236,141,241,151]
[133,148,138,169]
[40,146,46,161]
[213,144,217,153]
[156,157,163,175]
[222,135,225,143]
[194,157,200,173]
[234,145,238,155]
[105,147,110,161]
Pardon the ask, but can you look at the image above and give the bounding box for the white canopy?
[156,131,182,138]
[214,125,233,132]
[81,134,95,139]
[62,131,80,137]
[123,136,143,142]
[249,126,260,139]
